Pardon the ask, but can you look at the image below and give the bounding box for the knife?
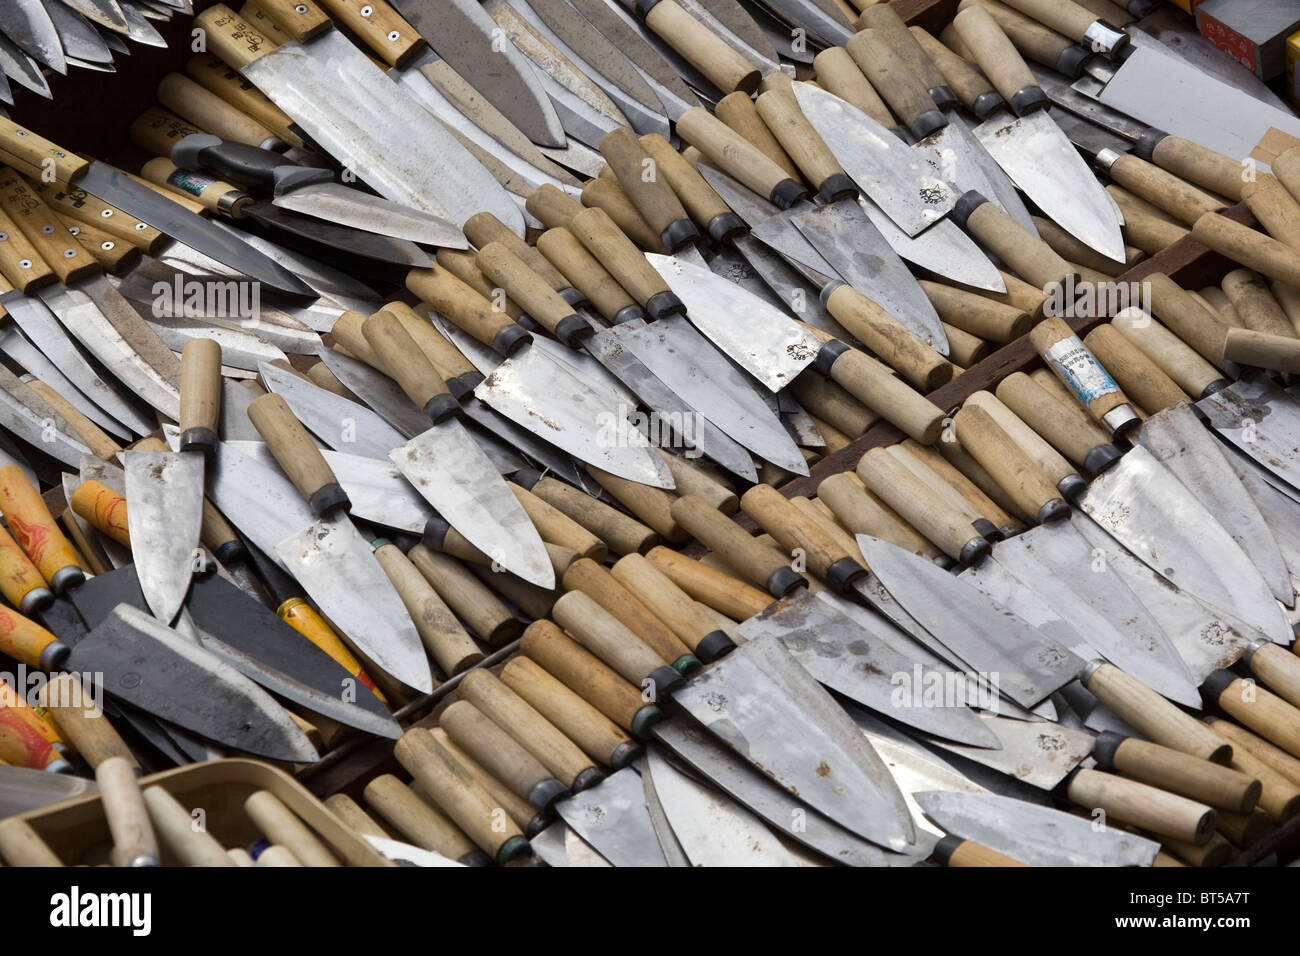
[0,0,66,73]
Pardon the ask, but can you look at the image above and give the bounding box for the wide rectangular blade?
[243,32,523,232]
[915,790,1159,866]
[275,515,432,693]
[312,348,435,440]
[1079,445,1293,645]
[920,713,1094,792]
[858,195,1005,293]
[973,109,1125,262]
[68,604,317,762]
[390,423,553,588]
[646,253,820,391]
[792,82,958,236]
[124,450,202,624]
[856,535,1084,708]
[671,632,916,850]
[205,440,318,568]
[555,766,667,867]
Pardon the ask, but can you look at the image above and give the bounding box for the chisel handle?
[179,337,222,456]
[0,465,86,595]
[676,106,807,209]
[856,446,989,563]
[360,309,458,422]
[247,393,351,515]
[476,242,590,347]
[994,371,1116,473]
[1084,661,1232,764]
[754,88,856,202]
[952,5,1047,114]
[669,494,806,599]
[1093,732,1260,815]
[97,756,160,867]
[142,785,237,866]
[846,30,945,140]
[599,128,698,251]
[1067,768,1215,845]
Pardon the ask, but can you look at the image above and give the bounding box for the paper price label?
[1044,336,1120,405]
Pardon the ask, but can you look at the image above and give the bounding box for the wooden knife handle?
[1066,768,1216,846]
[568,206,678,317]
[644,545,771,620]
[823,284,954,391]
[434,248,528,326]
[519,472,657,555]
[911,26,1004,119]
[641,0,759,95]
[383,301,481,392]
[465,212,569,291]
[59,216,140,273]
[502,656,639,769]
[142,786,238,866]
[919,280,1031,344]
[406,267,530,356]
[994,371,1113,471]
[638,133,743,245]
[1094,733,1261,815]
[0,206,53,292]
[0,465,84,593]
[277,597,387,703]
[847,30,943,138]
[1084,323,1189,413]
[520,619,662,737]
[525,184,585,230]
[715,91,802,180]
[0,819,61,866]
[1194,212,1300,292]
[1110,307,1225,400]
[1141,135,1244,204]
[476,242,590,347]
[816,343,946,443]
[512,485,605,561]
[1244,642,1300,712]
[885,444,994,539]
[406,544,521,647]
[933,836,1026,867]
[70,480,130,548]
[96,756,160,867]
[1239,178,1300,267]
[583,175,666,253]
[952,402,1068,522]
[424,727,539,839]
[1204,671,1300,761]
[440,698,567,811]
[670,494,806,599]
[361,773,479,861]
[1205,719,1300,818]
[247,392,351,515]
[600,128,698,251]
[857,446,989,563]
[552,588,681,696]
[611,552,735,662]
[1028,315,1135,431]
[371,541,482,676]
[754,88,856,202]
[185,53,302,148]
[536,228,641,325]
[1107,185,1189,255]
[1000,0,1110,46]
[1223,268,1297,338]
[0,117,87,184]
[179,337,222,456]
[812,48,895,128]
[243,0,330,40]
[952,5,1045,114]
[158,72,280,148]
[1143,272,1230,371]
[196,5,276,71]
[676,106,807,209]
[561,556,694,669]
[1084,661,1231,764]
[0,521,52,616]
[0,167,95,285]
[39,674,136,770]
[585,467,684,543]
[1107,154,1223,227]
[361,309,458,421]
[957,193,1074,289]
[317,0,423,67]
[860,4,950,101]
[460,669,600,790]
[25,179,162,253]
[393,728,529,864]
[741,482,866,591]
[1269,146,1300,216]
[817,471,943,560]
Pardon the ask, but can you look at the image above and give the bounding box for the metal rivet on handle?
[134,222,147,230]
[0,232,7,241]
[100,210,112,218]
[295,3,307,11]
[18,260,30,269]
[62,249,76,258]
[361,4,372,14]
[41,224,53,234]
[100,241,114,251]
[388,30,399,41]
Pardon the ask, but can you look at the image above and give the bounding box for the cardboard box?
[1197,0,1300,79]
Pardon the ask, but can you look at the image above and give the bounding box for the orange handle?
[0,465,85,594]
[0,520,51,614]
[69,480,131,549]
[0,607,64,669]
[0,680,64,751]
[277,598,388,705]
[0,704,65,770]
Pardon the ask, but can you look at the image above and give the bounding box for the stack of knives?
[0,0,1298,868]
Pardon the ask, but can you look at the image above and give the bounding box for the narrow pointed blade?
[473,344,674,488]
[920,117,1038,236]
[923,712,1094,792]
[604,318,805,474]
[244,204,433,268]
[1078,445,1292,645]
[644,744,799,866]
[640,752,691,867]
[124,451,202,624]
[555,767,667,867]
[916,790,1159,866]
[671,632,916,850]
[0,368,88,467]
[68,605,318,762]
[259,361,409,460]
[62,0,129,31]
[390,423,553,588]
[0,322,130,441]
[243,32,523,233]
[1139,403,1293,606]
[274,516,431,692]
[737,590,999,747]
[789,202,949,354]
[646,253,820,391]
[653,716,924,865]
[272,182,467,248]
[1199,377,1300,496]
[857,535,1084,708]
[0,0,66,73]
[568,0,700,114]
[973,109,1125,263]
[313,348,434,439]
[991,522,1201,707]
[393,0,567,147]
[792,82,958,236]
[859,196,1005,293]
[0,765,96,816]
[0,29,47,96]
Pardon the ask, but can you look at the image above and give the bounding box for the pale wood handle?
[963,197,1073,288]
[920,280,1030,344]
[425,728,538,837]
[1083,324,1188,413]
[362,309,456,418]
[741,482,863,588]
[1150,136,1245,203]
[372,541,482,676]
[856,446,985,561]
[1084,662,1231,764]
[1194,212,1300,291]
[1144,272,1230,370]
[407,543,521,646]
[406,267,526,356]
[195,5,275,72]
[817,471,942,559]
[1067,768,1216,845]
[568,206,672,308]
[952,402,1064,522]
[362,773,478,860]
[670,494,805,598]
[644,545,771,620]
[676,106,803,207]
[179,337,222,454]
[1207,673,1300,761]
[97,756,159,867]
[39,674,137,770]
[642,0,759,95]
[812,47,895,127]
[994,371,1111,468]
[583,176,666,253]
[1028,315,1132,424]
[937,837,1026,867]
[525,184,584,229]
[185,52,301,147]
[611,552,734,661]
[561,556,692,666]
[715,91,802,180]
[158,72,278,147]
[955,0,1074,76]
[502,656,638,768]
[1221,268,1294,338]
[440,699,564,808]
[247,392,350,514]
[552,588,675,689]
[600,128,696,249]
[820,346,946,443]
[1110,308,1224,399]
[526,474,657,555]
[1001,0,1101,42]
[1103,736,1260,815]
[317,0,423,67]
[0,819,61,866]
[245,789,340,866]
[477,241,587,345]
[953,5,1040,109]
[846,29,940,134]
[825,284,954,391]
[911,26,999,116]
[638,133,738,240]
[142,786,237,866]
[536,228,640,324]
[754,88,851,198]
[1109,154,1223,227]
[464,211,569,290]
[1108,185,1189,255]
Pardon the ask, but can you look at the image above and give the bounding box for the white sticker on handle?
[1044,336,1120,405]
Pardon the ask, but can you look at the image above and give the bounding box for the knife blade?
[0,0,66,73]
[123,450,202,624]
[553,765,668,866]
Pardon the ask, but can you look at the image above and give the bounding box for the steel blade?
[751,0,848,44]
[857,535,1084,708]
[686,0,778,70]
[939,113,1038,236]
[555,766,668,866]
[646,253,819,391]
[69,604,317,762]
[644,743,799,866]
[115,0,163,44]
[1199,377,1300,496]
[0,28,46,96]
[243,203,433,268]
[859,195,1005,293]
[272,181,467,248]
[671,632,916,850]
[639,752,690,867]
[991,521,1201,706]
[147,317,287,372]
[1139,402,1293,606]
[0,0,65,72]
[62,0,128,30]
[0,365,89,466]
[0,765,96,816]
[922,713,1095,792]
[1078,444,1292,645]
[390,423,554,588]
[973,109,1125,263]
[124,450,202,624]
[605,318,805,473]
[789,201,949,353]
[364,834,463,866]
[393,0,566,147]
[473,344,674,487]
[44,0,110,64]
[792,83,958,236]
[206,440,318,570]
[737,590,1000,747]
[242,32,523,233]
[313,348,436,440]
[260,361,408,460]
[567,0,701,115]
[275,515,432,693]
[916,790,1159,866]
[207,221,383,304]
